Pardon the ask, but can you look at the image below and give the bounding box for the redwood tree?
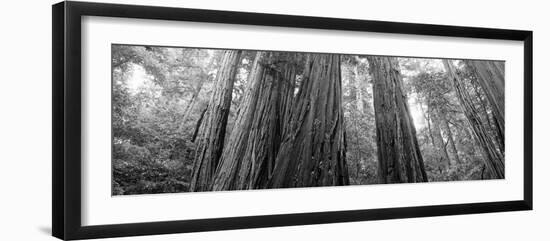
[440,110,460,165]
[190,50,242,191]
[180,53,218,124]
[367,56,428,183]
[430,105,451,168]
[443,60,504,178]
[268,54,349,188]
[211,52,298,190]
[465,60,505,151]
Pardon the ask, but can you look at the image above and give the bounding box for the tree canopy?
[112,45,505,195]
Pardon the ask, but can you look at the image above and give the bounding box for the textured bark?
[278,60,297,137]
[492,112,505,154]
[191,105,208,143]
[465,60,505,152]
[368,56,428,183]
[211,52,297,190]
[268,54,349,188]
[181,79,205,123]
[190,50,242,191]
[473,84,493,128]
[443,60,504,178]
[239,59,297,189]
[471,83,504,155]
[440,111,460,165]
[470,80,505,158]
[430,106,451,168]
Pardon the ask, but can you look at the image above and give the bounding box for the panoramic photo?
[111,44,505,195]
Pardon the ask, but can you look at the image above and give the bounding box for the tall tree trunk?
[181,76,206,124]
[492,112,505,154]
[368,56,428,184]
[471,80,505,156]
[211,52,297,191]
[463,119,483,161]
[471,83,504,155]
[191,105,208,142]
[242,59,297,189]
[465,60,505,152]
[268,54,349,188]
[443,60,504,178]
[190,50,242,191]
[430,105,451,168]
[278,58,297,137]
[181,52,219,124]
[440,111,460,165]
[419,101,436,147]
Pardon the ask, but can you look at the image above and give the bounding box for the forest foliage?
[112,45,505,195]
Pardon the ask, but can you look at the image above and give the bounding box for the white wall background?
[0,0,547,240]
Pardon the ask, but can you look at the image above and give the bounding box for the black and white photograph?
[0,0,544,240]
[112,44,505,195]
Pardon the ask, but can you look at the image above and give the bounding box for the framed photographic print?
[52,1,533,240]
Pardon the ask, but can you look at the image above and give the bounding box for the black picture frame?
[52,1,533,240]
